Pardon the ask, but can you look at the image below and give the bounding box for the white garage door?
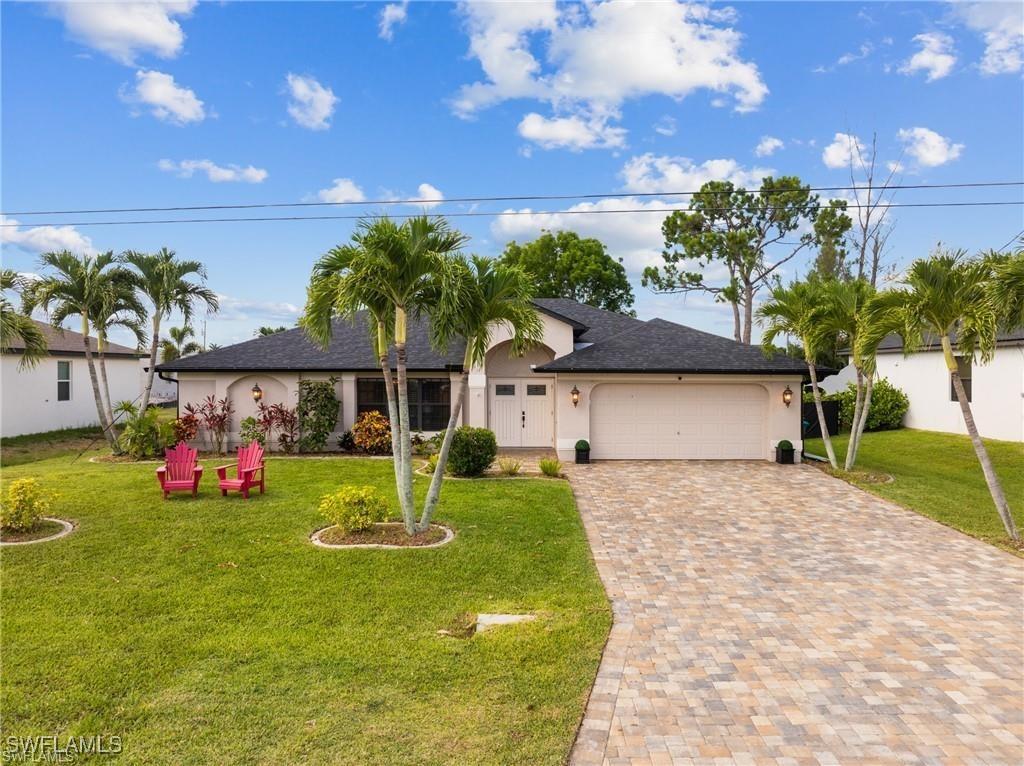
[590,383,767,460]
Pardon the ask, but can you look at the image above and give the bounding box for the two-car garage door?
[590,383,767,460]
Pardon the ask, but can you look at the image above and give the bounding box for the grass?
[0,455,610,764]
[1,426,107,466]
[805,429,1024,552]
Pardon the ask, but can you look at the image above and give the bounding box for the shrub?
[298,379,340,453]
[239,416,266,446]
[2,478,56,531]
[575,440,590,451]
[115,403,174,459]
[836,378,909,431]
[184,395,234,453]
[426,453,440,473]
[352,411,392,455]
[171,413,199,444]
[337,430,356,452]
[777,439,793,451]
[498,457,521,476]
[318,485,389,533]
[264,403,299,453]
[447,426,498,477]
[539,458,563,478]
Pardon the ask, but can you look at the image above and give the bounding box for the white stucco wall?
[2,354,142,437]
[874,347,1024,442]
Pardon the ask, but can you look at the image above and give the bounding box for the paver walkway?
[567,461,1024,765]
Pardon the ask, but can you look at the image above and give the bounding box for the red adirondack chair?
[156,443,203,499]
[216,443,266,499]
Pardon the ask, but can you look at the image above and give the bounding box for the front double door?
[489,378,554,447]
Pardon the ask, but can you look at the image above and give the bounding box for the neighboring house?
[157,298,807,461]
[872,329,1024,442]
[2,320,142,437]
[142,350,180,404]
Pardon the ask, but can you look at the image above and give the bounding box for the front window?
[356,377,451,431]
[950,356,972,402]
[57,360,71,401]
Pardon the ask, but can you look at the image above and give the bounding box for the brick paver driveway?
[567,461,1023,765]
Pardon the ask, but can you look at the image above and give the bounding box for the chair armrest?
[239,463,265,476]
[215,463,237,472]
[156,466,166,474]
[194,465,204,476]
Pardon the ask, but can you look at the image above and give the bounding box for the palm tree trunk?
[418,370,467,531]
[98,343,114,424]
[848,372,874,468]
[943,337,1018,540]
[807,362,838,469]
[377,323,405,524]
[844,366,865,471]
[82,326,116,448]
[140,314,160,413]
[394,307,416,535]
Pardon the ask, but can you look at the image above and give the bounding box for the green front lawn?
[805,429,1024,551]
[0,456,610,765]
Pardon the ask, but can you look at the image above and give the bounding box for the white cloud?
[49,1,196,65]
[653,116,677,136]
[754,136,784,157]
[215,294,301,323]
[414,183,444,209]
[379,1,409,41]
[899,32,956,81]
[620,154,772,194]
[454,1,766,150]
[517,112,627,151]
[837,42,874,66]
[0,215,95,255]
[821,132,865,169]
[317,178,366,204]
[952,2,1023,75]
[122,69,205,124]
[158,159,267,183]
[285,73,338,131]
[887,160,905,174]
[897,127,964,167]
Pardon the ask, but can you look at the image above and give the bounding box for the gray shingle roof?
[5,320,139,357]
[875,327,1024,353]
[531,298,643,343]
[536,318,808,374]
[157,312,465,372]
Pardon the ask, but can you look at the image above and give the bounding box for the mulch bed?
[318,523,449,547]
[0,519,66,543]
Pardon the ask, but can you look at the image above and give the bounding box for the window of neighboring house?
[57,360,71,401]
[356,377,451,431]
[950,356,972,402]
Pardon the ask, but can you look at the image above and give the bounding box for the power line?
[3,200,1021,229]
[2,180,1022,217]
[996,228,1024,252]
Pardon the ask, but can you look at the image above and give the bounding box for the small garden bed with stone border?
[311,522,454,549]
[0,518,74,545]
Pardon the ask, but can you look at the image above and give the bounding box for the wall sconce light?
[251,383,264,403]
[570,385,581,408]
[782,385,793,408]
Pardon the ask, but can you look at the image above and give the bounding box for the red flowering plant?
[184,395,234,454]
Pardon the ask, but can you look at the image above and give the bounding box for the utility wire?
[3,200,1022,229]
[3,180,1022,217]
[996,228,1024,252]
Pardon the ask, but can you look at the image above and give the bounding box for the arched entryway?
[485,341,555,447]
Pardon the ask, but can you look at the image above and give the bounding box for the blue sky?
[2,1,1022,346]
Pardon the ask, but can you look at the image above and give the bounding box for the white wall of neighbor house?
[1,354,141,437]
[551,374,805,462]
[874,348,1024,442]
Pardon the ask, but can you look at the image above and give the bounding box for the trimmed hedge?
[447,427,498,477]
[805,378,909,431]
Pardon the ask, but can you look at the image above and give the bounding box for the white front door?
[489,378,554,447]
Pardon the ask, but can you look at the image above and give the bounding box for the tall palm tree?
[123,248,218,412]
[986,243,1024,330]
[757,279,839,469]
[160,325,204,362]
[23,251,133,447]
[93,285,146,424]
[883,249,1018,541]
[302,216,468,534]
[417,255,542,530]
[1,269,48,368]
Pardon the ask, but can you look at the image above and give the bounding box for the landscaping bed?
[314,522,451,548]
[0,519,71,544]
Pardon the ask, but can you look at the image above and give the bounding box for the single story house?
[157,298,808,461]
[872,328,1024,442]
[2,320,142,437]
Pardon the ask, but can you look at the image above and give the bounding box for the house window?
[950,356,972,402]
[526,384,547,396]
[57,360,71,401]
[356,377,451,431]
[495,384,515,396]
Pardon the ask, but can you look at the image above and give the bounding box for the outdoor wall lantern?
[782,385,793,408]
[251,383,264,403]
[570,385,581,408]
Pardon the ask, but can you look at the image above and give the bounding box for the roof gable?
[5,320,139,357]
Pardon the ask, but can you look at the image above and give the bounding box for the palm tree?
[986,242,1024,330]
[23,251,134,447]
[302,216,468,534]
[418,255,542,530]
[1,269,48,368]
[160,325,204,362]
[883,249,1018,541]
[255,325,288,336]
[93,285,146,424]
[123,248,218,412]
[757,279,839,469]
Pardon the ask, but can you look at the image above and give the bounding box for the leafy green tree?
[985,240,1024,330]
[873,249,1018,541]
[643,178,850,344]
[1,269,48,369]
[160,325,204,362]
[255,325,288,336]
[123,248,218,412]
[807,201,854,282]
[500,231,635,315]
